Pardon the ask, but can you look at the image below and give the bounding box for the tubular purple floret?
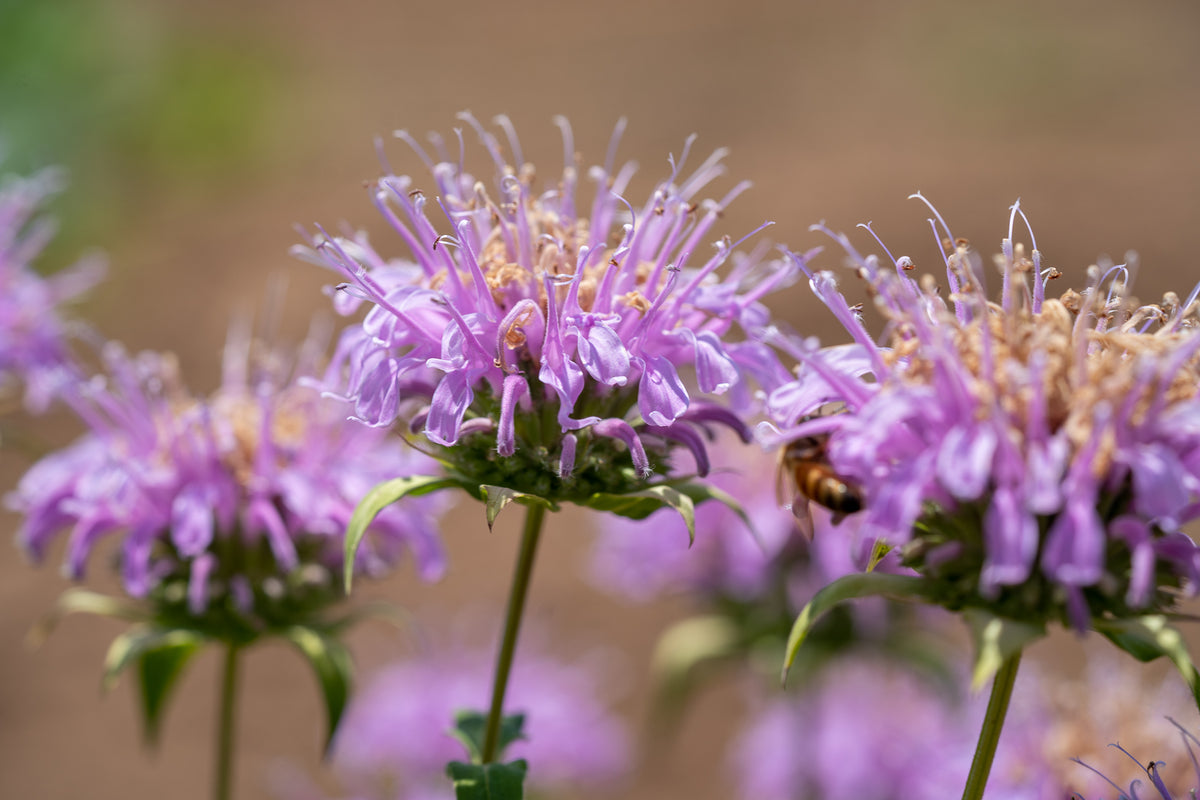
[491,114,524,169]
[557,433,577,480]
[552,115,578,220]
[370,187,438,277]
[497,374,528,457]
[644,422,710,477]
[392,129,436,171]
[593,418,651,478]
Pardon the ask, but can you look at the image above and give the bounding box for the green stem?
[480,503,547,763]
[214,643,241,800]
[961,651,1022,800]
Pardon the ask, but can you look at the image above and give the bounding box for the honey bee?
[778,430,864,539]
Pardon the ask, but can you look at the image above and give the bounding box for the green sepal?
[446,760,528,800]
[28,587,144,648]
[100,626,208,745]
[344,474,460,592]
[962,609,1045,692]
[481,485,556,531]
[136,630,207,745]
[281,625,354,753]
[447,710,526,763]
[782,572,930,685]
[672,480,759,546]
[583,484,696,544]
[1094,615,1200,711]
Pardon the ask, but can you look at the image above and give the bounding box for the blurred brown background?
[2,1,1200,798]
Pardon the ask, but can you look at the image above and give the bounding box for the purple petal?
[936,424,997,501]
[594,418,651,478]
[638,354,689,427]
[188,553,216,615]
[1042,497,1105,586]
[425,369,475,446]
[170,486,215,557]
[980,487,1037,593]
[575,318,630,386]
[497,374,529,457]
[691,330,738,394]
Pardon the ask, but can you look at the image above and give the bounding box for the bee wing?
[790,495,815,540]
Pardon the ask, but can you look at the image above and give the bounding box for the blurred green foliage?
[0,0,281,255]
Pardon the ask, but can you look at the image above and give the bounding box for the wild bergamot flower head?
[0,167,103,411]
[769,197,1200,633]
[296,114,792,504]
[8,320,446,629]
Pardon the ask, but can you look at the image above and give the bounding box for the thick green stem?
[961,651,1022,800]
[480,504,547,763]
[214,643,241,800]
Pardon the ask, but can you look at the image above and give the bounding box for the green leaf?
[583,485,696,543]
[962,609,1045,691]
[344,475,459,592]
[281,626,354,752]
[28,587,144,649]
[137,631,207,745]
[782,572,930,685]
[480,485,555,531]
[447,711,526,763]
[1094,615,1200,711]
[446,760,528,800]
[672,480,759,547]
[99,627,209,744]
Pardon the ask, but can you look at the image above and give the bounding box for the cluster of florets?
[0,167,103,410]
[295,114,792,502]
[767,198,1200,628]
[8,325,445,630]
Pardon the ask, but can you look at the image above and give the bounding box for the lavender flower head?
[8,319,445,623]
[0,167,103,411]
[768,198,1200,628]
[327,637,630,799]
[731,658,1061,800]
[296,114,792,500]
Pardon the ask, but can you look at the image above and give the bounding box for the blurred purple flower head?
[329,637,630,799]
[8,319,446,617]
[731,658,1061,800]
[767,198,1200,627]
[0,167,103,411]
[296,114,793,499]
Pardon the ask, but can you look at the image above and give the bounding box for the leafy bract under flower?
[7,321,446,629]
[296,114,792,502]
[768,198,1200,629]
[0,167,103,411]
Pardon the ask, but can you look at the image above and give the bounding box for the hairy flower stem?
[961,651,1022,800]
[481,504,547,763]
[215,643,241,800]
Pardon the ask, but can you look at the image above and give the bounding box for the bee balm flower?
[769,197,1200,631]
[8,321,446,620]
[297,115,792,501]
[0,167,103,411]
